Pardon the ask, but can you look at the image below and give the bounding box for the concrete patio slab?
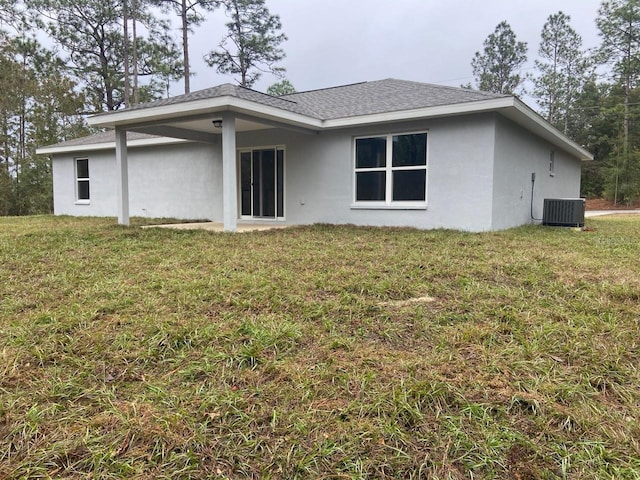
[142,222,289,232]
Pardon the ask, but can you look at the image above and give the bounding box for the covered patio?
[88,84,321,232]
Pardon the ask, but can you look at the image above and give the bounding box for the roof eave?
[320,96,515,129]
[507,98,593,161]
[88,96,323,131]
[319,96,593,161]
[36,136,190,155]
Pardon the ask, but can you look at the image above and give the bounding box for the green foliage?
[605,150,640,203]
[205,0,287,88]
[27,0,183,111]
[533,12,591,133]
[596,0,640,203]
[0,0,18,26]
[0,33,87,215]
[266,78,295,96]
[152,0,222,94]
[597,0,640,89]
[471,21,528,94]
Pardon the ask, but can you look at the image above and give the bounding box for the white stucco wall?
[52,142,221,220]
[238,113,497,231]
[51,112,583,232]
[491,116,582,230]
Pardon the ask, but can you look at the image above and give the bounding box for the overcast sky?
[183,0,604,103]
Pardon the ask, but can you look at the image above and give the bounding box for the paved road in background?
[585,210,640,217]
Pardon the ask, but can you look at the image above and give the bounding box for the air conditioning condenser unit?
[542,198,585,227]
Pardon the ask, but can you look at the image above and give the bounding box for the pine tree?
[471,21,527,95]
[27,0,183,111]
[533,12,590,134]
[596,0,640,203]
[0,33,85,215]
[266,79,295,96]
[153,0,221,94]
[205,0,286,88]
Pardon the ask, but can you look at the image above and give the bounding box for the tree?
[0,33,86,215]
[0,0,18,28]
[266,78,295,95]
[153,0,220,94]
[596,0,640,203]
[28,0,183,111]
[204,0,286,88]
[533,12,590,133]
[471,21,527,94]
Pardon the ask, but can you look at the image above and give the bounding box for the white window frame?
[75,157,90,204]
[352,131,428,210]
[549,151,555,177]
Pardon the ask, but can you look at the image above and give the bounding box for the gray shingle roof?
[89,78,508,122]
[41,131,164,149]
[44,79,510,150]
[91,83,320,118]
[282,79,507,119]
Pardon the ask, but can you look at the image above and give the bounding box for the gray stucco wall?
[491,115,582,230]
[52,142,221,220]
[51,112,582,232]
[238,113,497,231]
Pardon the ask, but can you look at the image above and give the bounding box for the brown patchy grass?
[1,215,640,479]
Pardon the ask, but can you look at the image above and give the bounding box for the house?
[37,79,592,232]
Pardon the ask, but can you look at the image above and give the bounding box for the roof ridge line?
[282,81,369,96]
[231,83,300,106]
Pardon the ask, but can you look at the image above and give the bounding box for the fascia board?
[36,136,190,155]
[320,97,516,129]
[320,96,593,161]
[88,96,323,130]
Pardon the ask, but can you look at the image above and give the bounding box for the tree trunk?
[132,0,139,104]
[123,0,130,107]
[181,0,190,93]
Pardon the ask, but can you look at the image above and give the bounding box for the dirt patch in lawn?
[586,197,640,210]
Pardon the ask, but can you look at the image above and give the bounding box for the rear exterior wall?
[50,113,582,231]
[238,113,497,231]
[52,142,221,220]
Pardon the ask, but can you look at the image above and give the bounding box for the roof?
[37,130,187,155]
[88,79,507,121]
[38,79,593,160]
[93,83,319,118]
[280,79,507,119]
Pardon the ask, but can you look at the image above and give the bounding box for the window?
[75,158,90,201]
[354,132,427,205]
[549,151,555,176]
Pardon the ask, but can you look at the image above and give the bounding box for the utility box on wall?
[542,198,585,227]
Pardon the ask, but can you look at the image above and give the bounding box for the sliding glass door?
[239,147,284,219]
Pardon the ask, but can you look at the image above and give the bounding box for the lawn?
[1,215,639,479]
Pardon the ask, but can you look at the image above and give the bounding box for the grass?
[1,215,640,479]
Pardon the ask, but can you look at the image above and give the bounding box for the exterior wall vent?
[542,198,585,227]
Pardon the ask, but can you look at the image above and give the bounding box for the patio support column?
[115,127,130,226]
[221,112,237,232]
